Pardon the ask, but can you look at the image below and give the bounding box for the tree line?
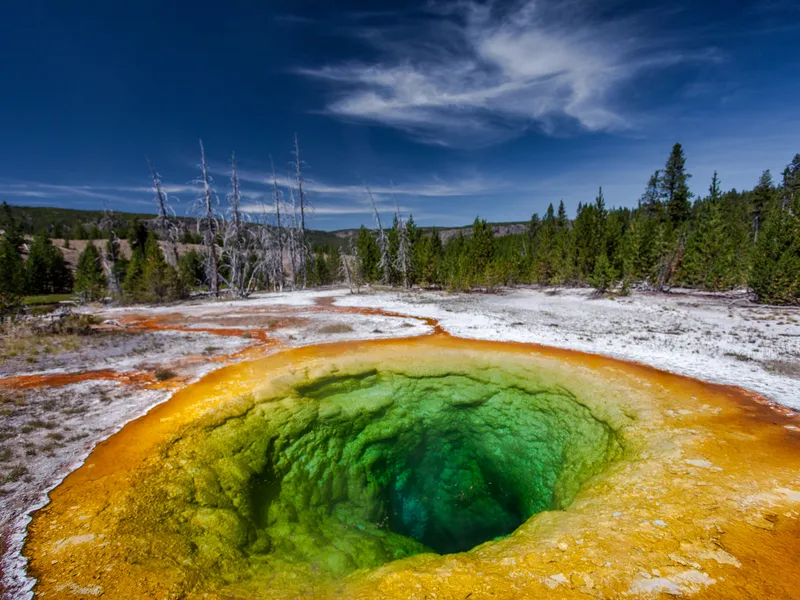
[1,142,799,313]
[350,144,800,305]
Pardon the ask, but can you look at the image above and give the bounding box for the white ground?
[334,287,800,410]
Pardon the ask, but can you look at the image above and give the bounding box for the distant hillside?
[331,221,529,242]
[3,204,530,246]
[4,205,154,236]
[2,204,346,248]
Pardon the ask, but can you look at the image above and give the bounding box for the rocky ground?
[0,286,798,598]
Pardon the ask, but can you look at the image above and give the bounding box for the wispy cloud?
[229,167,499,221]
[0,181,209,214]
[0,182,152,206]
[298,0,720,146]
[0,174,497,224]
[225,164,498,198]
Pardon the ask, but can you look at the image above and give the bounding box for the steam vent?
[24,336,800,599]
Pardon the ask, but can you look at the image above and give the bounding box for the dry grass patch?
[154,368,178,381]
[318,323,354,334]
[763,359,800,379]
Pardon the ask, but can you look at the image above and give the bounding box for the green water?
[132,366,622,585]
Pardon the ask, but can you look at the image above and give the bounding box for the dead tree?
[366,185,391,284]
[287,186,300,289]
[292,134,308,288]
[221,152,257,297]
[270,157,285,291]
[245,190,274,293]
[147,157,180,267]
[339,245,356,294]
[194,139,220,296]
[394,203,410,288]
[342,236,361,294]
[99,207,121,297]
[260,225,283,292]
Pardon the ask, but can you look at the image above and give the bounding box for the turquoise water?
[125,365,622,588]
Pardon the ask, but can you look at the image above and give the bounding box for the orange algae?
[0,369,155,390]
[23,335,800,599]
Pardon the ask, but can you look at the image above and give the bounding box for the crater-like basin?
[24,336,800,599]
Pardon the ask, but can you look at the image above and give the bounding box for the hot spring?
[168,369,620,574]
[24,337,800,599]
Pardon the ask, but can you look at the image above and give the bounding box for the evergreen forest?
[1,143,799,312]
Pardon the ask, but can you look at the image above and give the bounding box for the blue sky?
[1,0,799,230]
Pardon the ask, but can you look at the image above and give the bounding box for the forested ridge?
[1,143,799,310]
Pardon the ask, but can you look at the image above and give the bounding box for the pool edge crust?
[24,336,800,600]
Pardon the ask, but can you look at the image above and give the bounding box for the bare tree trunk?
[288,187,299,289]
[251,193,277,294]
[339,246,354,294]
[753,214,759,245]
[147,158,180,268]
[366,185,391,284]
[271,158,285,292]
[222,152,254,298]
[99,208,121,296]
[349,237,361,293]
[293,134,308,288]
[395,203,410,288]
[197,139,219,296]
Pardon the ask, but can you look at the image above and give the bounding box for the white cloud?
[0,181,206,203]
[239,201,406,217]
[298,0,719,146]
[227,165,497,198]
[0,182,152,205]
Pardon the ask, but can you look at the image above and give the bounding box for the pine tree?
[0,205,26,318]
[662,143,692,227]
[535,204,557,284]
[405,215,422,286]
[122,223,148,300]
[469,217,494,286]
[180,250,206,290]
[605,208,628,276]
[25,231,72,294]
[325,246,341,286]
[355,226,380,284]
[442,231,469,290]
[422,227,443,285]
[71,222,88,240]
[128,219,148,257]
[74,242,107,301]
[573,203,597,279]
[590,252,616,293]
[573,188,607,280]
[312,250,331,286]
[779,154,800,212]
[751,170,774,244]
[750,202,800,305]
[140,234,184,302]
[618,215,642,292]
[551,200,574,285]
[750,157,800,304]
[782,154,800,207]
[640,171,663,217]
[719,189,752,287]
[122,252,145,301]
